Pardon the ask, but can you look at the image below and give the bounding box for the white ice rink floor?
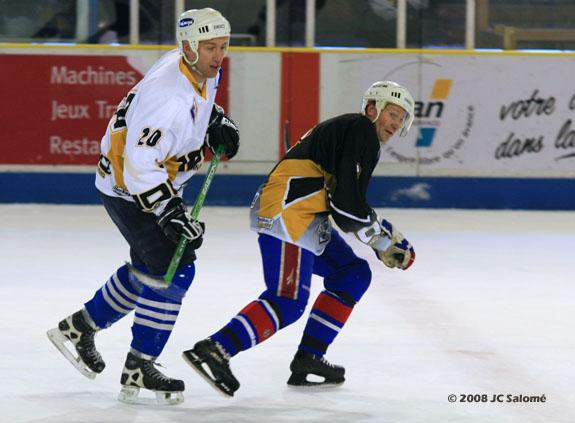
[1,205,574,423]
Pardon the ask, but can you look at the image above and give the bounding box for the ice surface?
[1,205,573,423]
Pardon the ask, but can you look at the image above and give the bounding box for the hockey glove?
[206,104,240,160]
[355,212,391,249]
[157,197,205,248]
[374,219,415,270]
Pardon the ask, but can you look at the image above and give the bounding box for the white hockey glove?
[206,104,240,159]
[375,219,415,270]
[157,198,205,248]
[355,214,393,251]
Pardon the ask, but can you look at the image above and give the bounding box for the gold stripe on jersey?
[179,58,207,99]
[163,156,180,181]
[258,159,333,242]
[108,127,128,191]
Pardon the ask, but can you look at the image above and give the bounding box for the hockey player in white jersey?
[47,8,239,405]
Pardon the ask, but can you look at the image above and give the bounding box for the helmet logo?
[179,18,194,27]
[391,91,401,98]
[198,25,210,34]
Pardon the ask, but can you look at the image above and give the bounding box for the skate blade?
[118,385,184,406]
[287,381,344,391]
[182,350,235,398]
[46,328,97,380]
[287,373,345,389]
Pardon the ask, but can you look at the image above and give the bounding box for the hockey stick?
[127,146,225,288]
[283,120,290,157]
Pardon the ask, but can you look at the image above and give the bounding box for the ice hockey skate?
[182,338,240,397]
[46,310,105,379]
[118,352,184,405]
[287,350,345,388]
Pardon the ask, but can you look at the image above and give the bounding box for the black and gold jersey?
[254,113,380,246]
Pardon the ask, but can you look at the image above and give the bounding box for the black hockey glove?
[206,103,240,160]
[157,197,205,248]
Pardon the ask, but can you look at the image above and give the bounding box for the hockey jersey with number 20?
[95,48,219,215]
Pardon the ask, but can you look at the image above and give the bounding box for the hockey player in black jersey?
[183,81,416,396]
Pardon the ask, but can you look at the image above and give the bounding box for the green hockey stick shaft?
[163,146,224,283]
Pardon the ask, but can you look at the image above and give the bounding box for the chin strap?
[191,65,205,79]
[182,50,198,67]
[181,53,206,91]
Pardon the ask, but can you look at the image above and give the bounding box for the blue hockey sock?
[211,294,307,357]
[84,264,141,329]
[299,290,353,357]
[130,264,195,357]
[210,298,279,356]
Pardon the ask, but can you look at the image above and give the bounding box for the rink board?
[2,45,575,209]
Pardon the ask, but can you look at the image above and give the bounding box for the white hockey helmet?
[176,8,231,65]
[361,81,415,137]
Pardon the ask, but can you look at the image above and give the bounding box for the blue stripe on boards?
[2,172,575,210]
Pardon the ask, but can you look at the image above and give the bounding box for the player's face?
[374,103,407,144]
[194,37,229,79]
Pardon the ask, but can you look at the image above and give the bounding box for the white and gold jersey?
[95,49,219,215]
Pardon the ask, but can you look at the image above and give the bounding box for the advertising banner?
[1,53,228,165]
[321,53,575,175]
[3,49,575,177]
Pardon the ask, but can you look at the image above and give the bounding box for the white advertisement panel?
[228,51,281,166]
[321,52,575,177]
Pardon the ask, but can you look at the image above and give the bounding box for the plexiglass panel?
[1,0,574,49]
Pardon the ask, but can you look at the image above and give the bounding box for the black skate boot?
[287,350,345,387]
[118,352,185,405]
[47,310,105,379]
[182,338,240,397]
